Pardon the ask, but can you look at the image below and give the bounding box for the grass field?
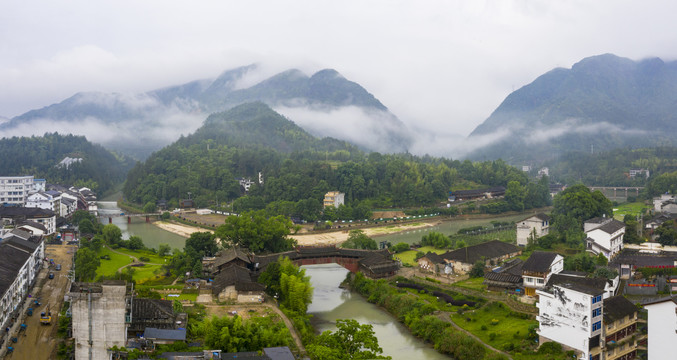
[448,301,568,359]
[452,277,486,291]
[113,247,168,264]
[613,201,650,220]
[395,246,447,265]
[96,246,170,283]
[97,247,135,277]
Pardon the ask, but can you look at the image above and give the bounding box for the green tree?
[127,235,145,250]
[420,232,451,249]
[623,214,641,244]
[307,319,391,360]
[78,218,97,234]
[74,248,100,281]
[341,230,378,250]
[185,232,219,258]
[102,224,123,246]
[216,210,296,253]
[158,243,171,257]
[469,261,485,278]
[143,201,156,213]
[391,242,410,253]
[505,180,526,211]
[552,184,613,229]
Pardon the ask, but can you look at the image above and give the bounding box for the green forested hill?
[123,102,548,221]
[0,133,133,194]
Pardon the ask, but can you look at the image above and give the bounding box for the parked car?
[55,264,61,271]
[48,272,54,279]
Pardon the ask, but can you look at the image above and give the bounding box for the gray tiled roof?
[522,251,559,273]
[144,327,186,341]
[441,240,521,264]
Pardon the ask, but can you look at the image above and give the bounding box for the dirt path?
[5,244,75,360]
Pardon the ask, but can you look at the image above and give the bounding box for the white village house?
[584,217,625,260]
[516,213,551,247]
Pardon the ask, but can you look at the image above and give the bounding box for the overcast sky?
[2,0,677,136]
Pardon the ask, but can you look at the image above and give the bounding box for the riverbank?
[153,221,213,238]
[151,219,437,245]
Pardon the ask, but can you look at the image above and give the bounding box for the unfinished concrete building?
[68,281,128,360]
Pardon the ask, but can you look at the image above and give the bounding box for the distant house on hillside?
[323,191,345,208]
[515,213,550,247]
[628,168,650,179]
[448,187,506,202]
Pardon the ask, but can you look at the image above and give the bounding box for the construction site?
[3,244,75,360]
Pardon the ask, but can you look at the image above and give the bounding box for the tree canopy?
[216,210,296,253]
[74,247,100,281]
[341,230,377,250]
[307,319,391,360]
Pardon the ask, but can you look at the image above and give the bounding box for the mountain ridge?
[2,64,409,159]
[467,54,677,162]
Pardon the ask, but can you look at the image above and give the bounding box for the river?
[97,201,188,250]
[305,264,451,360]
[96,200,449,358]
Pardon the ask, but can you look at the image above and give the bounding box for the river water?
[97,201,188,250]
[97,200,450,358]
[305,264,451,360]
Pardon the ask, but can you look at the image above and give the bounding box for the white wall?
[646,300,677,360]
[537,286,601,359]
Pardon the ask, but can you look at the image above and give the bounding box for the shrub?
[100,255,110,260]
[489,332,497,341]
[139,256,151,262]
[491,318,499,325]
[481,325,488,331]
[538,341,563,354]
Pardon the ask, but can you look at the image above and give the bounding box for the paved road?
[4,244,75,360]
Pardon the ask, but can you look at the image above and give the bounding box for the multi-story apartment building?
[323,191,345,208]
[537,278,606,359]
[0,175,34,206]
[0,232,45,332]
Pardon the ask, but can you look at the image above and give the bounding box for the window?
[592,308,601,317]
[537,278,544,284]
[592,295,602,304]
[592,321,602,331]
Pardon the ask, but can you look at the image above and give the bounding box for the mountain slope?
[3,65,410,158]
[122,102,363,206]
[0,133,133,194]
[468,54,677,162]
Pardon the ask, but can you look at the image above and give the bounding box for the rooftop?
[547,274,607,296]
[144,327,186,341]
[522,251,560,273]
[603,296,637,323]
[441,240,521,264]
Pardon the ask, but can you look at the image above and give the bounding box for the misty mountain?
[2,64,410,159]
[123,102,363,205]
[180,101,361,154]
[467,54,677,162]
